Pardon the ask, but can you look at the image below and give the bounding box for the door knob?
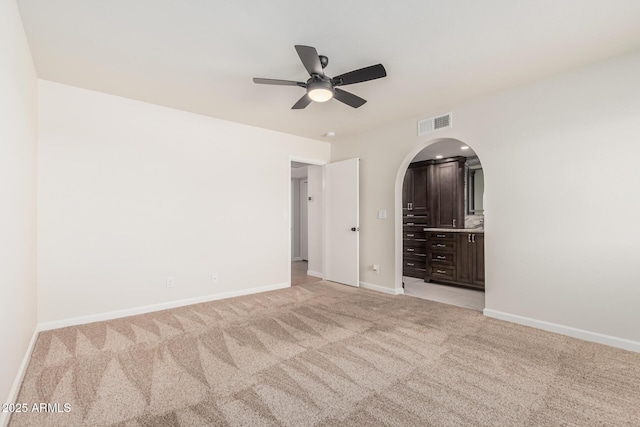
[351,227,359,231]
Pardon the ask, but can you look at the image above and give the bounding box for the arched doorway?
[394,138,486,310]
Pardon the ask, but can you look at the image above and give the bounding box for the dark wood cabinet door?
[412,165,428,215]
[456,233,473,283]
[402,168,414,212]
[430,160,464,228]
[435,162,455,227]
[473,234,485,286]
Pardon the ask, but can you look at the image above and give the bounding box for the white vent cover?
[418,112,452,135]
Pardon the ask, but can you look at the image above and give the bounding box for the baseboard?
[483,309,640,353]
[307,270,323,279]
[1,328,39,427]
[38,282,290,331]
[360,281,404,295]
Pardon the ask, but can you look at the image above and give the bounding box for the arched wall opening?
[393,137,486,300]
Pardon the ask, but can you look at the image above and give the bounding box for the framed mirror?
[466,158,484,215]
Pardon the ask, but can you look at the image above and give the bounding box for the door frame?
[394,137,486,291]
[289,156,327,287]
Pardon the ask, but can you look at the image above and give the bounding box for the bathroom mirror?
[466,159,484,215]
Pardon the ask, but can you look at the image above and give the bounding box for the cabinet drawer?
[403,231,426,241]
[427,232,456,240]
[403,267,426,278]
[404,254,427,264]
[430,252,456,265]
[404,259,426,269]
[404,245,427,255]
[403,217,428,227]
[431,265,455,281]
[404,224,428,232]
[429,240,456,251]
[404,214,428,221]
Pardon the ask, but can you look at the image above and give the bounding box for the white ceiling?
[17,0,640,142]
[412,139,476,163]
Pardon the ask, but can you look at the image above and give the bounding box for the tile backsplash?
[465,215,484,229]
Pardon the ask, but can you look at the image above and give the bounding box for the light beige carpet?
[9,281,640,426]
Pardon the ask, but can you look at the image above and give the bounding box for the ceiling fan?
[253,45,387,109]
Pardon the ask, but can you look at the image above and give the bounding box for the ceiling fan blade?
[295,45,324,76]
[292,94,312,109]
[253,78,305,87]
[334,88,366,108]
[332,64,387,86]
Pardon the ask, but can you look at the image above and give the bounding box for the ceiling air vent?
[417,112,452,135]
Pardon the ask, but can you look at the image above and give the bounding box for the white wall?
[38,80,330,323]
[0,0,38,413]
[307,165,323,277]
[332,49,640,347]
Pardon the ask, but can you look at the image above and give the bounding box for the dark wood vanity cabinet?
[457,233,485,288]
[425,232,457,282]
[403,162,429,278]
[403,232,428,278]
[428,158,465,229]
[426,231,484,289]
[403,157,466,279]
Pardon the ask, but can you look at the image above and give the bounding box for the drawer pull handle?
[436,270,447,274]
[407,248,414,252]
[407,214,414,217]
[472,234,476,243]
[407,234,414,237]
[407,263,415,266]
[436,244,446,247]
[468,234,471,243]
[407,222,415,225]
[436,256,446,259]
[437,234,446,238]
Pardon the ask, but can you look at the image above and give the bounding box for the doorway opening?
[290,160,324,286]
[397,138,485,310]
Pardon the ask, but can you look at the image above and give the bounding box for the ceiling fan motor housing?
[307,77,334,102]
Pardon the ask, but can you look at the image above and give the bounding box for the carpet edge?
[484,308,640,353]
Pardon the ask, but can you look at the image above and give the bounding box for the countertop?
[423,227,484,233]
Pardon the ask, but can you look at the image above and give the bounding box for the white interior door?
[325,158,359,287]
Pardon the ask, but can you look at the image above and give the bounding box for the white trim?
[484,309,640,353]
[292,256,303,261]
[1,328,39,427]
[360,281,405,295]
[38,282,290,331]
[307,270,323,279]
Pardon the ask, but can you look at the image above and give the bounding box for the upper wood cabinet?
[402,162,429,216]
[428,158,465,228]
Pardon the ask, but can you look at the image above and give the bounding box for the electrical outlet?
[166,276,175,288]
[212,273,219,284]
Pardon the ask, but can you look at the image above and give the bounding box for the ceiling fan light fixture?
[253,45,386,109]
[307,80,334,102]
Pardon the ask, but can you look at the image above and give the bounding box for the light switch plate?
[378,209,387,220]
